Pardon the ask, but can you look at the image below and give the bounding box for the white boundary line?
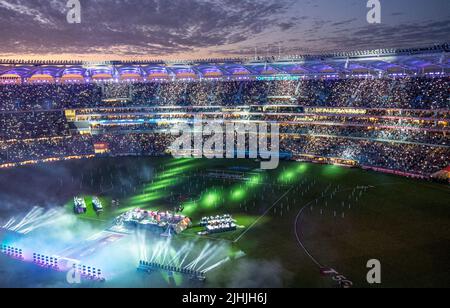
[233,186,294,243]
[294,182,404,270]
[294,188,354,268]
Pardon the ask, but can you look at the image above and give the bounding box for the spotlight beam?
[203,257,231,273]
[197,246,223,271]
[185,243,211,270]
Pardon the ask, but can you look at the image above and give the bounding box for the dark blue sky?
[0,0,448,60]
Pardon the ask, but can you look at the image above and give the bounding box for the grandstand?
[0,45,448,177]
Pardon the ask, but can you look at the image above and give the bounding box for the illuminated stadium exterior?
[0,44,449,84]
[0,44,449,181]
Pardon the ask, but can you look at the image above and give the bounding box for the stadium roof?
[0,44,448,80]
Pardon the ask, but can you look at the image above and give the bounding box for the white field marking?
[233,186,294,243]
[294,182,404,269]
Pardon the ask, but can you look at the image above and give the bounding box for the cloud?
[0,0,56,26]
[326,20,450,51]
[0,0,448,59]
[0,0,296,57]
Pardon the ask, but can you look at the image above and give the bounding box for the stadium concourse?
[0,45,449,179]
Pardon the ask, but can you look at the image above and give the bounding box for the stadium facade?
[0,44,448,181]
[0,44,448,84]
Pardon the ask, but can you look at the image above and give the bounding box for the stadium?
[0,43,448,288]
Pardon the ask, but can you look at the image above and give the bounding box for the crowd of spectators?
[0,77,448,176]
[1,77,447,110]
[297,77,449,109]
[0,136,93,163]
[281,135,449,175]
[0,84,102,110]
[280,125,448,146]
[0,111,70,139]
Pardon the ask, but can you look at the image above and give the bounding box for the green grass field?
[1,156,449,287]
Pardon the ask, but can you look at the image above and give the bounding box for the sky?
[0,0,449,61]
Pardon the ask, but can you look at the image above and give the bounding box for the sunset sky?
[0,0,449,61]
